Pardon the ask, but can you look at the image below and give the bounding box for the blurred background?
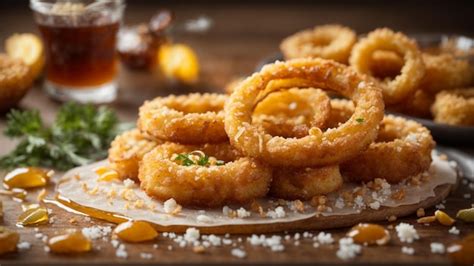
[0,0,473,120]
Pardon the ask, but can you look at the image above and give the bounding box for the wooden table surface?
[1,1,474,264]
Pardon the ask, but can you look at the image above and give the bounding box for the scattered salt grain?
[430,242,445,254]
[336,237,361,260]
[236,207,251,218]
[401,246,415,255]
[123,179,135,188]
[184,228,200,242]
[231,248,247,259]
[115,244,128,259]
[196,214,212,223]
[82,225,112,240]
[449,226,460,235]
[266,206,286,219]
[395,223,419,243]
[17,242,31,250]
[140,252,153,259]
[316,232,334,244]
[163,198,180,214]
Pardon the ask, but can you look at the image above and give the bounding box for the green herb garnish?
[174,152,224,167]
[0,103,132,170]
[174,154,196,166]
[356,117,364,123]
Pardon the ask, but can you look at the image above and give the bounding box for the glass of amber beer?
[30,0,125,103]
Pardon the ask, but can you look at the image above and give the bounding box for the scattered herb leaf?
[0,103,132,171]
[356,117,364,123]
[174,154,195,166]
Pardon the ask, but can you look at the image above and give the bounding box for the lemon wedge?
[5,33,45,80]
[158,43,199,84]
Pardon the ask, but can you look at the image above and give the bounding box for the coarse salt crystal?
[231,248,247,258]
[369,201,381,210]
[17,242,31,250]
[163,198,180,214]
[401,246,415,255]
[196,214,213,223]
[116,244,128,259]
[140,252,153,259]
[236,207,251,218]
[317,232,334,244]
[430,242,445,254]
[123,178,136,188]
[184,228,200,242]
[267,206,286,219]
[449,226,460,235]
[395,223,419,243]
[336,237,361,260]
[82,226,112,240]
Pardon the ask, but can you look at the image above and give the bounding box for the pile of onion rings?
[107,26,451,206]
[280,24,356,63]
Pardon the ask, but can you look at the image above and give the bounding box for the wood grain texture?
[0,1,474,264]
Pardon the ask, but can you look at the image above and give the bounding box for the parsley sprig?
[174,152,225,166]
[0,103,132,170]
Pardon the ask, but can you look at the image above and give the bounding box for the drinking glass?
[30,0,125,103]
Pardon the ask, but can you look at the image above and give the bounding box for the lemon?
[158,43,199,84]
[5,33,45,80]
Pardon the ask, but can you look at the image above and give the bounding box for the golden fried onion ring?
[108,129,160,181]
[280,24,356,63]
[253,88,331,138]
[224,58,384,167]
[138,93,228,144]
[431,88,474,126]
[342,114,434,184]
[0,54,34,112]
[420,53,472,94]
[270,165,343,200]
[350,28,425,104]
[139,142,272,207]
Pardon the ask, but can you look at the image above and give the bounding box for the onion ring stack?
[280,24,356,63]
[108,35,443,207]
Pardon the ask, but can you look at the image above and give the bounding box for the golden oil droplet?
[48,231,92,254]
[0,226,19,255]
[0,188,28,201]
[17,206,49,226]
[114,220,158,242]
[347,223,390,245]
[3,167,51,189]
